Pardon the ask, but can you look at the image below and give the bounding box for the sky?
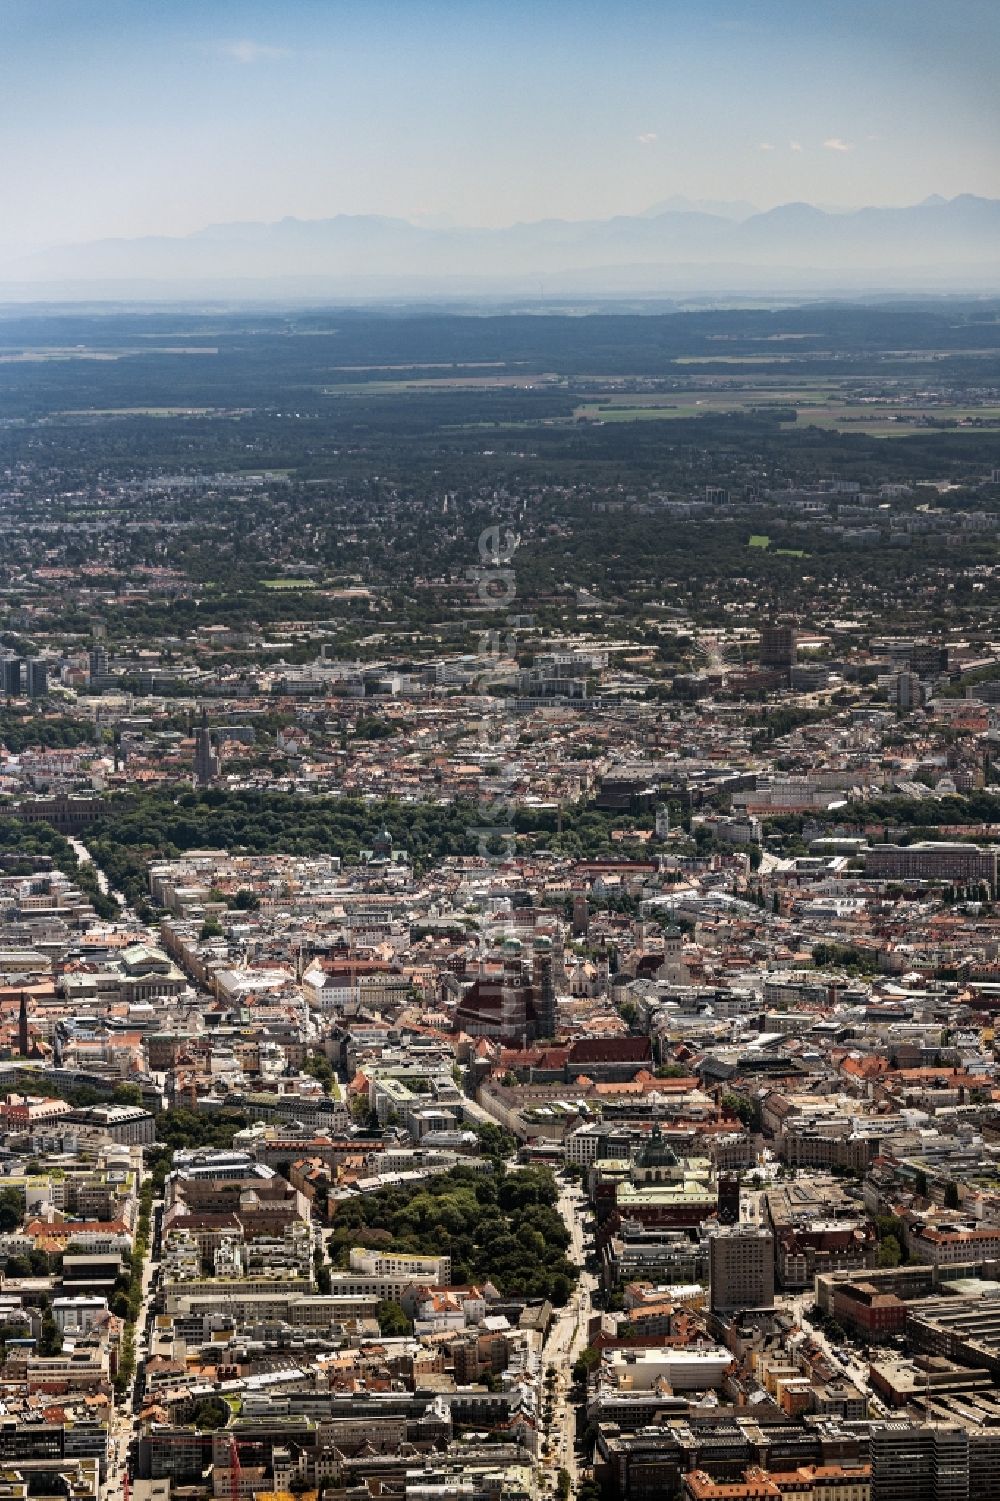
[0,0,998,255]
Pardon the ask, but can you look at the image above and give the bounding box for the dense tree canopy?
[328,1165,576,1302]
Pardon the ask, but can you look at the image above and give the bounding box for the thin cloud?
[636,132,658,145]
[220,39,291,64]
[789,140,803,153]
[758,142,775,152]
[823,137,853,152]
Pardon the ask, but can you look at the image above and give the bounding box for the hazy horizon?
[13,191,995,250]
[1,0,998,264]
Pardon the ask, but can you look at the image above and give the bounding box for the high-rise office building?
[759,622,798,670]
[2,658,22,697]
[910,642,949,677]
[89,646,111,688]
[869,1423,977,1501]
[893,671,923,710]
[26,660,48,699]
[709,1225,774,1313]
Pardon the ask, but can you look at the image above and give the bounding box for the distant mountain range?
[2,195,999,298]
[640,195,760,220]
